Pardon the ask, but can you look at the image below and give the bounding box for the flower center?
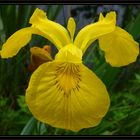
[55,62,81,96]
[55,44,83,63]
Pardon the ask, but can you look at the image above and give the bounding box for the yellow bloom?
[0,8,139,131]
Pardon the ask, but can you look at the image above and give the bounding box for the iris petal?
[29,8,71,49]
[74,12,116,53]
[55,44,82,63]
[1,8,71,58]
[99,26,139,67]
[26,61,110,131]
[1,27,39,58]
[98,12,139,67]
[67,17,76,41]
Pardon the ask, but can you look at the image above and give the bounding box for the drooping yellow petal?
[67,17,76,42]
[99,26,139,67]
[0,27,39,58]
[74,12,116,53]
[29,8,71,49]
[26,61,110,132]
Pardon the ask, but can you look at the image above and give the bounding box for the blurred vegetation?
[0,5,140,135]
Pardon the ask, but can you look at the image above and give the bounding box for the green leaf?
[17,5,36,28]
[135,73,140,81]
[47,5,63,21]
[36,122,47,135]
[0,5,17,38]
[129,12,140,39]
[20,117,37,135]
[134,73,140,84]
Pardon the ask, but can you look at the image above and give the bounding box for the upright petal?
[29,8,71,49]
[74,12,116,53]
[67,17,76,42]
[99,26,139,67]
[26,61,110,131]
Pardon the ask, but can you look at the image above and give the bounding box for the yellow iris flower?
[0,8,139,131]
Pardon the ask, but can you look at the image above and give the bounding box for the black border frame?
[0,1,140,139]
[0,1,140,4]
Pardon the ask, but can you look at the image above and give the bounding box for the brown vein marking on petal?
[55,62,81,97]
